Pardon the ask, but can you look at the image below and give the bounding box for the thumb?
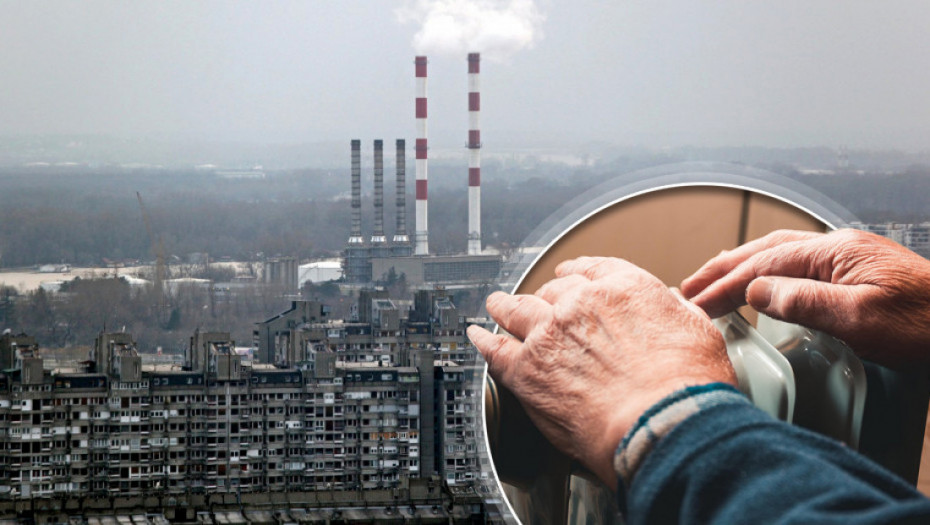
[746,276,860,336]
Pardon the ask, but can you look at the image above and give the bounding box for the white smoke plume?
[396,0,545,62]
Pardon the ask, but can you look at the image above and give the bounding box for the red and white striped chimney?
[414,56,429,256]
[467,52,482,255]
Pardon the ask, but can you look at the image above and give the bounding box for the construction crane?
[136,191,167,297]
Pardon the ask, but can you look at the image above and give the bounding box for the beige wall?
[515,186,826,295]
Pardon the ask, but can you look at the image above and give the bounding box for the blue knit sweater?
[617,384,930,524]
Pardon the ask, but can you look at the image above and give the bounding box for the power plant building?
[343,53,500,286]
[342,137,501,286]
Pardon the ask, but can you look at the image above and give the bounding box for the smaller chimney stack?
[372,140,386,244]
[348,139,363,244]
[394,139,409,244]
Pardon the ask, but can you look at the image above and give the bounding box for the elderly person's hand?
[468,257,736,489]
[682,228,930,367]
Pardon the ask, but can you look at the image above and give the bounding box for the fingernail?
[748,278,773,309]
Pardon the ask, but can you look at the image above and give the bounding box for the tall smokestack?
[414,56,429,255]
[372,140,386,243]
[394,139,409,243]
[467,52,482,255]
[349,139,363,244]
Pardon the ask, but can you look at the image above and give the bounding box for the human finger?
[746,276,871,337]
[485,291,553,341]
[467,325,522,382]
[681,230,824,299]
[554,256,644,281]
[534,274,590,304]
[689,238,833,318]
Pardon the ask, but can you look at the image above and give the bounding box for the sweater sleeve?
[617,385,930,525]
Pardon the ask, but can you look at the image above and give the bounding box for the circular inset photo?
[478,164,930,524]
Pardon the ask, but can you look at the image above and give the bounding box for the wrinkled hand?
[681,228,930,367]
[468,257,735,489]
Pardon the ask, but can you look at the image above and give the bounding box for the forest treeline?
[1,278,291,353]
[0,163,594,267]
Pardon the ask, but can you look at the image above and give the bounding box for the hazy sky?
[2,1,929,151]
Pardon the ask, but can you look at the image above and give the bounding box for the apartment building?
[256,290,480,371]
[0,291,486,510]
